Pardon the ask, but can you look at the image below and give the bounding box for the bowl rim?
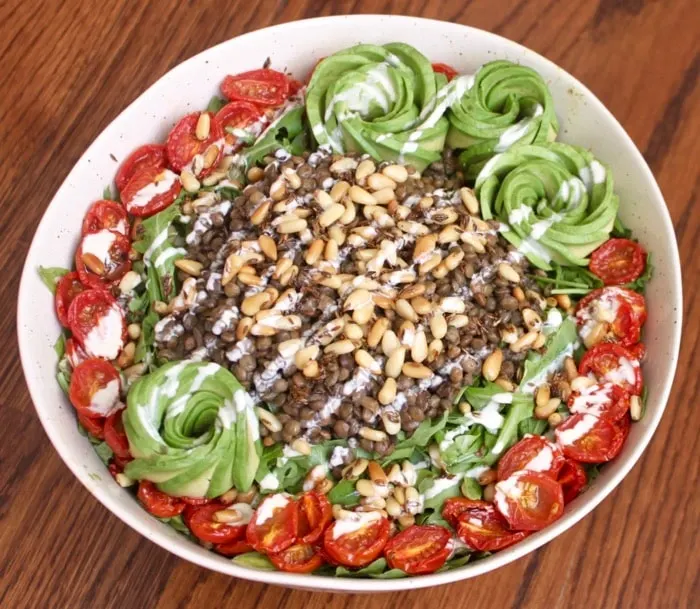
[17,14,682,592]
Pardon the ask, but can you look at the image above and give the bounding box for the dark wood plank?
[1,1,697,608]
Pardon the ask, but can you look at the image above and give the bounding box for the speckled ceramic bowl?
[17,15,682,592]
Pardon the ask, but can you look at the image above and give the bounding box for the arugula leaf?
[335,558,404,578]
[519,318,578,393]
[518,417,548,438]
[371,569,408,579]
[625,252,654,293]
[38,266,69,294]
[57,368,70,394]
[530,263,603,296]
[380,445,416,466]
[54,333,66,359]
[461,477,483,500]
[57,355,72,395]
[93,441,114,466]
[611,215,632,239]
[206,95,227,113]
[438,553,471,572]
[241,106,307,168]
[419,510,451,528]
[158,514,193,537]
[584,463,601,483]
[484,397,533,465]
[441,428,484,473]
[233,552,276,570]
[421,474,462,511]
[327,479,360,506]
[393,411,448,452]
[134,309,159,365]
[464,382,511,410]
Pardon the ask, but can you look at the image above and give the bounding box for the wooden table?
[1,1,697,607]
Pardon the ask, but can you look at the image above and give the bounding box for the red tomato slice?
[454,500,529,552]
[215,101,265,153]
[589,238,646,286]
[384,525,452,575]
[297,491,332,545]
[557,459,588,503]
[221,69,290,107]
[494,471,564,531]
[65,338,87,368]
[68,290,126,360]
[555,413,625,463]
[575,287,646,346]
[432,62,459,81]
[628,342,646,361]
[166,111,224,176]
[497,435,565,481]
[115,144,168,193]
[568,382,630,422]
[137,481,186,518]
[579,343,643,395]
[121,165,181,217]
[55,272,85,328]
[104,408,131,460]
[75,229,132,289]
[82,200,130,236]
[215,539,254,557]
[69,359,121,418]
[269,543,324,574]
[323,514,391,568]
[78,413,106,440]
[442,497,482,529]
[246,494,298,554]
[181,496,213,506]
[288,79,304,97]
[184,503,247,544]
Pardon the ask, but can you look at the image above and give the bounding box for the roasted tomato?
[166,111,224,176]
[69,359,121,418]
[137,481,185,518]
[215,101,265,154]
[384,525,452,575]
[568,382,630,422]
[589,238,646,285]
[67,289,126,360]
[214,539,254,557]
[288,79,304,96]
[246,494,298,554]
[323,514,390,568]
[121,165,181,217]
[221,69,290,107]
[78,412,106,440]
[494,471,564,531]
[269,543,325,574]
[443,497,483,529]
[575,287,646,346]
[497,435,565,481]
[432,62,459,81]
[579,343,643,395]
[297,491,332,545]
[555,413,626,463]
[75,229,132,288]
[454,500,529,552]
[184,503,247,544]
[115,144,168,193]
[82,200,130,236]
[55,272,85,328]
[557,459,588,503]
[103,408,131,461]
[65,338,88,368]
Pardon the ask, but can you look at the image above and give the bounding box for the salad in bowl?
[34,38,656,579]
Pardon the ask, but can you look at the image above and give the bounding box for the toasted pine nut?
[513,286,526,302]
[564,356,579,381]
[355,349,382,374]
[250,200,271,225]
[82,252,105,275]
[548,412,563,427]
[319,203,345,227]
[282,167,302,190]
[395,299,418,322]
[324,339,356,356]
[195,112,210,140]
[402,362,433,379]
[583,322,606,348]
[440,297,466,314]
[202,145,220,170]
[571,375,596,392]
[302,360,320,378]
[349,185,377,205]
[256,407,282,432]
[382,330,401,357]
[180,170,200,193]
[367,317,390,348]
[482,349,503,381]
[556,294,572,310]
[174,258,203,276]
[330,180,350,202]
[304,239,325,265]
[277,218,307,234]
[459,187,479,214]
[355,159,376,182]
[535,385,551,408]
[630,395,642,421]
[448,314,470,329]
[411,330,428,363]
[495,378,516,392]
[477,468,497,486]
[359,427,388,442]
[498,262,521,283]
[382,164,408,183]
[398,514,415,529]
[522,308,543,331]
[241,292,271,316]
[511,330,539,353]
[378,378,398,405]
[532,332,547,349]
[535,397,561,420]
[385,347,406,378]
[367,173,396,191]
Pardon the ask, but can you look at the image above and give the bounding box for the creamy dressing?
[523,444,555,473]
[556,413,598,445]
[331,510,381,540]
[579,160,606,189]
[494,472,524,518]
[259,472,280,491]
[424,474,463,499]
[87,380,120,417]
[604,357,638,386]
[570,382,614,416]
[128,170,180,209]
[520,339,579,395]
[83,304,124,359]
[81,230,116,265]
[255,493,290,525]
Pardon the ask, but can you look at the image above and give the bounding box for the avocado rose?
[306,42,472,171]
[447,60,559,177]
[475,142,618,270]
[123,361,261,498]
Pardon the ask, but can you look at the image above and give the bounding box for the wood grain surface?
[1,1,697,608]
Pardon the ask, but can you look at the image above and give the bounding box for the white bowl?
[17,15,682,592]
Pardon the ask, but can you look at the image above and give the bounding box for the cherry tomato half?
[137,481,185,518]
[166,111,224,176]
[494,471,564,531]
[104,408,131,460]
[216,101,265,154]
[557,459,588,503]
[575,287,646,347]
[497,435,565,481]
[214,539,254,557]
[568,382,630,422]
[589,238,646,286]
[443,497,482,529]
[55,272,85,328]
[384,525,452,575]
[221,69,290,107]
[78,412,106,440]
[432,62,459,81]
[297,491,332,545]
[555,413,625,463]
[69,359,121,418]
[68,290,126,360]
[82,200,130,236]
[184,503,247,544]
[269,543,325,574]
[628,342,646,361]
[115,144,168,193]
[75,229,132,289]
[323,515,390,568]
[579,343,643,395]
[65,338,88,368]
[288,79,304,97]
[454,500,529,552]
[121,165,181,217]
[246,494,298,554]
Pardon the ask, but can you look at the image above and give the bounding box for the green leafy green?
[158,514,192,537]
[484,397,533,465]
[93,441,114,466]
[57,355,72,395]
[461,477,483,500]
[393,411,448,452]
[611,215,632,239]
[438,553,471,572]
[327,479,360,506]
[519,318,578,392]
[441,427,484,473]
[38,266,69,294]
[206,95,227,113]
[530,263,603,296]
[241,106,308,168]
[54,333,66,359]
[134,309,159,365]
[380,445,416,466]
[418,510,451,528]
[518,417,548,438]
[335,558,406,578]
[584,463,601,483]
[421,475,462,510]
[233,552,276,570]
[625,252,653,293]
[463,382,511,410]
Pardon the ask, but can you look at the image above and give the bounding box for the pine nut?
[328,225,346,246]
[477,468,497,486]
[382,330,401,356]
[330,157,358,174]
[571,376,596,392]
[330,180,350,202]
[82,252,105,275]
[495,378,516,392]
[174,258,203,276]
[324,339,356,355]
[343,323,363,341]
[444,249,465,271]
[195,112,211,140]
[459,187,479,214]
[256,407,282,432]
[385,347,406,378]
[438,224,461,244]
[395,299,418,322]
[359,427,388,442]
[418,196,434,210]
[355,159,376,182]
[556,294,572,310]
[269,178,287,201]
[304,239,324,265]
[532,332,547,349]
[418,252,442,274]
[564,356,579,381]
[411,330,428,363]
[429,311,447,339]
[235,317,253,340]
[250,200,271,225]
[414,234,438,262]
[382,164,408,183]
[352,303,374,325]
[498,262,520,283]
[355,349,382,374]
[236,488,258,504]
[367,173,396,191]
[314,189,334,210]
[630,395,642,421]
[427,338,443,363]
[398,514,415,529]
[535,385,551,408]
[367,317,390,348]
[402,362,433,379]
[118,270,141,294]
[356,479,378,498]
[256,234,277,261]
[583,322,606,348]
[319,203,345,227]
[410,296,431,316]
[349,185,377,205]
[281,167,302,190]
[372,188,396,204]
[461,232,486,253]
[483,484,496,502]
[380,409,401,435]
[513,286,526,302]
[535,397,561,419]
[247,166,264,182]
[548,412,563,427]
[202,145,220,170]
[522,308,543,331]
[213,505,252,525]
[126,323,141,340]
[482,349,503,381]
[378,378,397,405]
[345,458,369,479]
[117,342,136,368]
[398,321,416,346]
[293,345,318,369]
[459,401,472,415]
[273,257,293,280]
[241,292,271,316]
[115,473,135,487]
[324,238,339,261]
[440,297,466,314]
[181,169,200,193]
[277,218,307,234]
[368,460,389,485]
[511,330,539,352]
[385,497,402,518]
